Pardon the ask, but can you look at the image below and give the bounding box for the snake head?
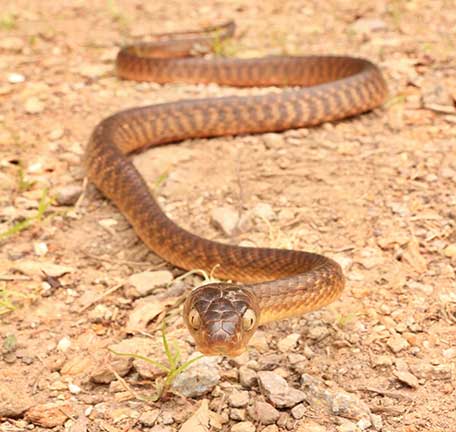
[183,283,260,357]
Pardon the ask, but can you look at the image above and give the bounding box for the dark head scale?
[183,283,260,356]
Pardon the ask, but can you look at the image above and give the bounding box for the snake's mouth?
[198,343,246,357]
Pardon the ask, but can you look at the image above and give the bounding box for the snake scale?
[85,22,387,356]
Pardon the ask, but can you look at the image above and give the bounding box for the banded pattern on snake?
[85,22,387,356]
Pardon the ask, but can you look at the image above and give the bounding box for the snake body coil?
[85,22,387,356]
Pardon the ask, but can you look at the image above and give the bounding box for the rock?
[150,426,173,432]
[248,401,280,425]
[79,63,112,79]
[211,206,239,235]
[422,83,455,113]
[249,330,269,352]
[68,383,81,394]
[387,334,410,353]
[291,403,307,419]
[263,133,285,149]
[239,366,257,388]
[230,408,246,421]
[277,333,300,352]
[57,336,72,352]
[90,352,132,384]
[443,347,456,359]
[296,420,327,432]
[257,371,306,408]
[8,72,25,83]
[393,370,419,388]
[172,355,220,397]
[372,355,393,368]
[55,184,83,206]
[357,417,372,430]
[139,409,160,426]
[370,413,383,430]
[13,260,75,277]
[161,411,174,425]
[231,421,256,432]
[330,391,371,421]
[300,374,372,421]
[88,304,113,322]
[0,370,34,417]
[261,426,279,432]
[127,270,173,296]
[337,421,361,432]
[229,351,250,367]
[443,244,456,258]
[25,96,45,114]
[253,202,275,220]
[49,128,64,140]
[228,390,250,408]
[308,325,330,341]
[25,402,74,428]
[60,355,93,376]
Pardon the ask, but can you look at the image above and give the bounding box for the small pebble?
[171,355,220,397]
[370,414,383,430]
[297,421,327,432]
[231,421,256,432]
[211,206,239,236]
[277,333,300,352]
[263,133,285,149]
[68,383,81,394]
[49,128,64,140]
[261,426,279,432]
[248,401,279,425]
[139,409,160,427]
[25,97,45,114]
[337,421,361,432]
[253,202,275,220]
[443,244,456,258]
[239,366,257,388]
[257,371,306,408]
[55,184,83,206]
[290,403,306,419]
[230,408,246,421]
[8,72,25,83]
[228,390,250,408]
[57,336,72,352]
[393,370,419,388]
[443,347,456,359]
[387,334,410,353]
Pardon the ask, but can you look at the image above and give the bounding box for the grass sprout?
[0,285,30,315]
[0,13,17,31]
[0,188,51,241]
[109,322,203,401]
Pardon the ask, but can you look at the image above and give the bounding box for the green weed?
[0,188,50,241]
[0,13,17,31]
[106,0,129,34]
[110,322,203,401]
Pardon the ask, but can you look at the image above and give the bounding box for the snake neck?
[250,256,345,325]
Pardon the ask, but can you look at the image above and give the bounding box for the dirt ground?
[1,1,456,431]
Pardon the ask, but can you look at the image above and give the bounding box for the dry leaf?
[126,296,177,333]
[179,399,210,432]
[402,237,427,273]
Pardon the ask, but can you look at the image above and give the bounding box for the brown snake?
[85,22,387,356]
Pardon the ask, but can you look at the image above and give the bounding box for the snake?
[85,21,387,356]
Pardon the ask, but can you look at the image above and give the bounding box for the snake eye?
[242,308,256,331]
[188,309,201,330]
